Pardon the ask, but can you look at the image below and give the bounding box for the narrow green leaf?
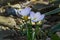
[51,23,60,33]
[45,8,60,15]
[50,0,60,4]
[32,31,36,40]
[48,23,60,37]
[26,23,33,40]
[51,34,60,40]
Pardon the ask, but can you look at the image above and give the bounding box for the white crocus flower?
[30,11,45,22]
[18,7,31,16]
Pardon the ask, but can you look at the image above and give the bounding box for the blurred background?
[0,0,60,40]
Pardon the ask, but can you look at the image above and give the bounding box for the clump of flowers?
[14,7,45,40]
[14,7,45,22]
[30,11,45,22]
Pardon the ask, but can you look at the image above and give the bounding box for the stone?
[46,37,51,40]
[42,24,51,29]
[11,4,21,9]
[0,16,16,27]
[56,32,60,37]
[0,0,26,6]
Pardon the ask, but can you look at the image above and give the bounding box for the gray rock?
[46,37,51,40]
[0,16,16,27]
[56,32,60,37]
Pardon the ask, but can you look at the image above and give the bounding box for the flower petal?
[30,11,35,20]
[30,11,45,22]
[35,12,41,18]
[16,10,21,17]
[20,7,31,16]
[38,14,45,21]
[32,20,37,22]
[14,9,18,14]
[34,12,41,21]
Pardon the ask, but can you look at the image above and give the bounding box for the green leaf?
[26,23,33,40]
[51,23,60,33]
[32,31,36,40]
[50,0,60,4]
[45,8,60,15]
[51,34,60,40]
[48,23,60,37]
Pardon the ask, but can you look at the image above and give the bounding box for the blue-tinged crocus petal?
[34,12,41,22]
[39,14,45,21]
[30,11,35,20]
[19,7,31,16]
[14,9,21,16]
[30,11,45,22]
[14,9,18,14]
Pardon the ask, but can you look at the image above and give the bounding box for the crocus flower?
[18,7,31,16]
[14,9,19,16]
[30,11,45,22]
